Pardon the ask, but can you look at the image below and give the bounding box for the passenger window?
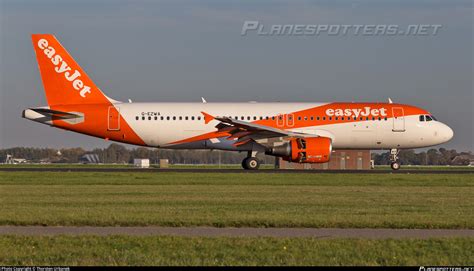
[167,116,170,120]
[265,116,269,120]
[185,116,188,120]
[161,116,164,120]
[179,116,182,120]
[272,116,275,120]
[259,116,263,120]
[304,116,307,121]
[142,116,145,120]
[317,117,320,121]
[172,116,176,120]
[426,115,433,121]
[322,117,326,120]
[329,117,332,121]
[135,116,139,120]
[298,117,301,121]
[191,116,195,120]
[310,116,314,121]
[335,117,338,121]
[154,116,158,120]
[341,117,344,121]
[384,117,387,121]
[198,116,201,120]
[253,116,257,120]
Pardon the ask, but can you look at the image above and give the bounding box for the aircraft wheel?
[241,158,248,170]
[244,157,260,170]
[390,162,400,170]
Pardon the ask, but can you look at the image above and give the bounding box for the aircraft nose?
[441,123,454,142]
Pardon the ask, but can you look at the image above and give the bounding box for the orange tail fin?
[31,34,113,106]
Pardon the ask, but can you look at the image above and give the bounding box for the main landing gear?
[390,148,400,170]
[242,151,260,170]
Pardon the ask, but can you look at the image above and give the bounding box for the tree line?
[0,143,275,164]
[0,144,471,165]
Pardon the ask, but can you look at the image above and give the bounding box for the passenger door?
[108,106,120,131]
[392,107,405,132]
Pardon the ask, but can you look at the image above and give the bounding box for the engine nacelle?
[266,137,332,163]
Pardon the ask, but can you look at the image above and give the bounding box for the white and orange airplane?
[23,34,454,170]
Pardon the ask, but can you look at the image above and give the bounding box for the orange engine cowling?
[283,137,332,163]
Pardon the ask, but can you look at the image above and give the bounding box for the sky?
[0,0,472,151]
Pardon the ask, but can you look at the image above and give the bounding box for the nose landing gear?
[390,148,400,170]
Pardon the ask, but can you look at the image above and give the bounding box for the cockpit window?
[425,115,433,121]
[419,115,425,122]
[430,115,437,121]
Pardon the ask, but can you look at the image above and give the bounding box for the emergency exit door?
[108,106,120,131]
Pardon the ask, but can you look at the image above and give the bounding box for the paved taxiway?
[0,226,472,238]
[0,168,473,174]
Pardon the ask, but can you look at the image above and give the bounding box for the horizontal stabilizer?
[23,107,84,125]
[30,108,81,119]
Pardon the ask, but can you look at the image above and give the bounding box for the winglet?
[201,111,215,124]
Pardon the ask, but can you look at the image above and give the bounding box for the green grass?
[0,235,471,266]
[0,172,473,228]
[0,163,276,169]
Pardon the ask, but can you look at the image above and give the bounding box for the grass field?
[0,172,472,228]
[1,171,472,266]
[0,235,472,266]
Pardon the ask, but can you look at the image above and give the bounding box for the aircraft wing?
[201,112,317,146]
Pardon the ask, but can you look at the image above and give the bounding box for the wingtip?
[201,111,215,124]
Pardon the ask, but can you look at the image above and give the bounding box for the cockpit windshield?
[419,115,437,122]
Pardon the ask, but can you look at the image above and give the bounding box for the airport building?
[278,150,372,170]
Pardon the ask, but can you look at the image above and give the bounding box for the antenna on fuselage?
[201,97,207,103]
[388,98,393,104]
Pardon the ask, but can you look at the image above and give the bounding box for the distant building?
[4,154,28,164]
[79,154,101,164]
[278,150,371,170]
[134,159,150,168]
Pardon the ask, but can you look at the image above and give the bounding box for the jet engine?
[266,137,332,163]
